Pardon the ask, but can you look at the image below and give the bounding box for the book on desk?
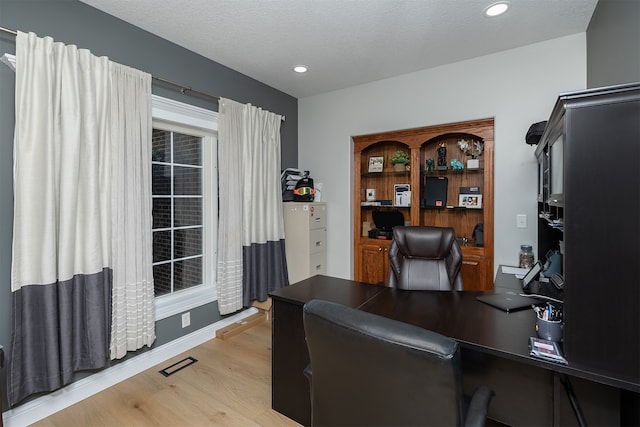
[529,337,568,364]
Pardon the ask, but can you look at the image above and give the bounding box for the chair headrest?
[393,226,456,259]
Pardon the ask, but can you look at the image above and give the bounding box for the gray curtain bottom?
[7,268,113,407]
[243,239,289,306]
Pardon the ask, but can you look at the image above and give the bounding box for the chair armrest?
[464,386,494,427]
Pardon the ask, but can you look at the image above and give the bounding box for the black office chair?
[388,225,464,290]
[303,299,494,427]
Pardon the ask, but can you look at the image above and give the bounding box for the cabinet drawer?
[309,228,326,254]
[309,204,326,229]
[309,252,327,276]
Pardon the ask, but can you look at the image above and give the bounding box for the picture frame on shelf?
[459,194,482,208]
[368,156,384,173]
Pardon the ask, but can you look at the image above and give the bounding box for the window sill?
[155,285,216,321]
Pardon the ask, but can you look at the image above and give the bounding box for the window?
[151,95,218,320]
[152,129,203,296]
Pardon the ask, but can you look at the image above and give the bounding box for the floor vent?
[159,356,198,377]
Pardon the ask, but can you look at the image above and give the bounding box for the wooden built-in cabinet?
[353,118,494,290]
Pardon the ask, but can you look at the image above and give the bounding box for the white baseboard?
[3,308,259,427]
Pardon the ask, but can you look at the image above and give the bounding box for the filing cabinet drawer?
[309,252,327,276]
[309,228,326,254]
[309,204,326,229]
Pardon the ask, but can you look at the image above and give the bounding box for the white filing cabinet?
[282,202,327,284]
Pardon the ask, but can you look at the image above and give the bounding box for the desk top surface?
[270,273,639,392]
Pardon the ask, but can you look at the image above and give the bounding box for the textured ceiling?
[79,0,598,98]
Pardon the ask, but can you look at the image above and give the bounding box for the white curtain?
[217,98,288,315]
[8,31,155,406]
[109,62,156,359]
[217,100,244,314]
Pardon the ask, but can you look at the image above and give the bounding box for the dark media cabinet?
[535,82,640,397]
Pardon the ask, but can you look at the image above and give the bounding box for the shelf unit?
[535,83,639,386]
[353,118,494,290]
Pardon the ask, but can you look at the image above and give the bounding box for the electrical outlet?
[516,214,527,228]
[181,312,191,328]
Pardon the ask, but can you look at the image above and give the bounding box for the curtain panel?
[108,62,156,359]
[216,101,244,314]
[8,32,155,406]
[217,98,288,314]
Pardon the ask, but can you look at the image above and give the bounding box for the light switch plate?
[516,214,527,228]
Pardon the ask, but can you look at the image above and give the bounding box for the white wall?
[298,34,586,280]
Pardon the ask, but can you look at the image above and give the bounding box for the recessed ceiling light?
[484,1,510,17]
[293,65,308,73]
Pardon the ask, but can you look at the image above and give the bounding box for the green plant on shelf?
[390,150,410,164]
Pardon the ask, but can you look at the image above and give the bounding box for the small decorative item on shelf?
[394,184,411,207]
[425,158,435,172]
[459,194,482,208]
[366,188,376,201]
[436,143,447,170]
[450,159,464,170]
[368,155,384,173]
[459,186,482,208]
[390,150,410,172]
[457,138,484,169]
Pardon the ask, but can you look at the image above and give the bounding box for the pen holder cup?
[536,318,563,342]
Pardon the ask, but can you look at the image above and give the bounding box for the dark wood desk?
[271,276,384,426]
[270,275,636,426]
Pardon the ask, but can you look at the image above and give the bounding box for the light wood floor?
[33,319,301,427]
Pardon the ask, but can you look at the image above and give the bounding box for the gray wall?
[586,0,640,88]
[0,0,297,410]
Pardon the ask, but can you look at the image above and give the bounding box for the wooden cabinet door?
[360,243,389,285]
[461,255,488,290]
